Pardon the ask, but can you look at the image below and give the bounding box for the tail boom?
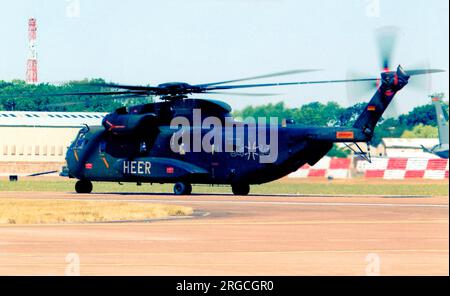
[353,65,410,139]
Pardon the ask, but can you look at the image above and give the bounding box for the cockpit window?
[75,134,85,149]
[74,130,88,149]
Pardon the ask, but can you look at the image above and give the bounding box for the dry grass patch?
[0,199,193,224]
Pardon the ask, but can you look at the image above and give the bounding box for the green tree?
[0,79,152,112]
[335,102,367,127]
[326,144,351,158]
[401,124,439,138]
[370,117,408,146]
[398,104,438,127]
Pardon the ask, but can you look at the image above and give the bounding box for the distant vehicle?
[422,98,449,159]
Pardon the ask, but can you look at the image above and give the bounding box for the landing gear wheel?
[75,180,93,194]
[232,183,250,196]
[174,182,192,195]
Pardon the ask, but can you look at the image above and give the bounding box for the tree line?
[233,94,448,150]
[1,80,447,149]
[0,79,150,112]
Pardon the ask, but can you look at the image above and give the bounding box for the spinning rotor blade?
[346,70,378,101]
[377,26,399,71]
[344,25,444,118]
[345,67,446,118]
[46,67,442,99]
[201,68,443,92]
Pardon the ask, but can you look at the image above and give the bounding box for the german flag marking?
[336,131,355,140]
[367,105,376,111]
[384,90,394,96]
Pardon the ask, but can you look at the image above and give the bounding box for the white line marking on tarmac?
[62,198,449,209]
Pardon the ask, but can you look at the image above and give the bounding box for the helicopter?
[44,29,443,195]
[54,66,442,195]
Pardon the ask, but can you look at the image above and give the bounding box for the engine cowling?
[102,113,157,134]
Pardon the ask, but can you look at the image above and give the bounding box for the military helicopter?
[55,67,442,195]
[47,30,443,195]
[421,97,449,159]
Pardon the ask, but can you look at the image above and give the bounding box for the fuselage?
[65,66,414,193]
[65,123,336,185]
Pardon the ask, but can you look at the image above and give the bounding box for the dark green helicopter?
[52,29,443,195]
[58,65,441,195]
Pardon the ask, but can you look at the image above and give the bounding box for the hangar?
[0,111,105,176]
[379,138,440,158]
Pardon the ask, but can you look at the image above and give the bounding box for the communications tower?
[26,18,38,84]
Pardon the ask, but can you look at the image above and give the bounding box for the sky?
[0,0,448,113]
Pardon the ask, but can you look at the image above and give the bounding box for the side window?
[99,141,107,153]
[139,141,148,154]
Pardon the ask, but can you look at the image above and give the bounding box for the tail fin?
[353,65,410,138]
[432,97,449,145]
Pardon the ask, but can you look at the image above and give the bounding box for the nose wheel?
[75,180,93,194]
[174,182,192,195]
[231,183,250,196]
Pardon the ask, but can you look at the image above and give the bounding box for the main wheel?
[173,182,192,195]
[75,180,93,194]
[231,183,250,196]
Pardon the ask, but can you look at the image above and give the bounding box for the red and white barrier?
[289,157,449,180]
[288,157,351,179]
[357,158,449,180]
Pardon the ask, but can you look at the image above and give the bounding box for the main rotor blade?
[0,91,151,98]
[203,91,281,97]
[88,83,159,92]
[42,91,150,97]
[204,68,445,92]
[404,69,445,76]
[197,69,321,87]
[204,77,379,91]
[44,94,149,108]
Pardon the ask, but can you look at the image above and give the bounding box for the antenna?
[26,18,38,84]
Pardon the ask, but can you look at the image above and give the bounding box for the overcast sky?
[0,0,448,113]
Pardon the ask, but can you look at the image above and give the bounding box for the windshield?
[73,128,88,149]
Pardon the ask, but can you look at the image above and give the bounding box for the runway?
[0,192,448,275]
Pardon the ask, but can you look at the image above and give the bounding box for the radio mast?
[26,18,38,84]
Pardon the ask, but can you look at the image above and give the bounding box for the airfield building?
[379,138,440,158]
[0,111,105,176]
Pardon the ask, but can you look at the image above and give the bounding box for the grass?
[0,177,448,197]
[0,198,193,224]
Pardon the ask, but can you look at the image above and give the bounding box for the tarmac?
[0,191,448,275]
